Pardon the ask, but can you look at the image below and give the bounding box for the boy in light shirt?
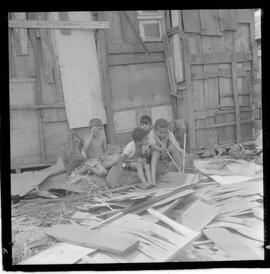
[122,127,153,189]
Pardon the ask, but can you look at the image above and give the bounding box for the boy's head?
[154,118,169,138]
[132,127,148,145]
[140,115,152,132]
[89,118,103,137]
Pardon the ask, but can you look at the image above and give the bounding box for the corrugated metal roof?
[255,9,261,40]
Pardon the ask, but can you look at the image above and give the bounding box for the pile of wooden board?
[16,158,264,264]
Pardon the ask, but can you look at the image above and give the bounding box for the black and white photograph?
[3,9,267,270]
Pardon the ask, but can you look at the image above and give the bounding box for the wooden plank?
[29,28,46,163]
[147,208,197,237]
[182,10,201,33]
[206,221,263,242]
[203,227,260,260]
[11,171,50,196]
[19,243,96,264]
[44,224,139,255]
[189,51,252,64]
[180,200,219,232]
[9,19,110,29]
[8,28,16,77]
[58,12,71,35]
[237,9,252,23]
[231,53,241,143]
[108,54,164,66]
[107,43,164,54]
[36,13,54,83]
[182,36,196,151]
[199,10,222,36]
[10,104,65,110]
[191,69,248,80]
[218,10,238,31]
[195,119,252,130]
[11,13,29,55]
[97,12,116,144]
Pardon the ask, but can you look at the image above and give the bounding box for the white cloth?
[122,141,148,159]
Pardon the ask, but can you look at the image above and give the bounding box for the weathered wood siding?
[103,11,173,145]
[168,9,257,151]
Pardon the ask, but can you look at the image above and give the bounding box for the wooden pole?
[183,132,186,173]
[156,135,182,172]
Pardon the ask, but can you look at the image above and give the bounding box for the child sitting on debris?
[149,118,186,185]
[122,127,153,189]
[76,118,121,177]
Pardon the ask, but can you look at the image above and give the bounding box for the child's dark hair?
[140,115,152,125]
[132,127,148,142]
[89,118,103,128]
[154,118,169,130]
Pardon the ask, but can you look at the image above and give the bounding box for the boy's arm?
[169,131,185,153]
[102,135,108,154]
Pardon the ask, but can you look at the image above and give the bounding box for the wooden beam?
[107,43,164,55]
[10,104,65,110]
[182,36,196,152]
[8,19,110,29]
[195,119,252,130]
[29,29,46,164]
[108,55,164,66]
[97,12,116,144]
[231,53,242,143]
[191,69,248,80]
[8,28,16,77]
[11,13,29,55]
[189,51,252,65]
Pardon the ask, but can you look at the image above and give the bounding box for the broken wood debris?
[12,153,264,264]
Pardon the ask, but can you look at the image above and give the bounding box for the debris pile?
[12,152,264,264]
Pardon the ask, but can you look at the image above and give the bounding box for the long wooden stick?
[183,133,186,173]
[156,135,181,172]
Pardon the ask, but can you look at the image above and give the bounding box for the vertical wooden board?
[11,12,29,55]
[43,122,69,163]
[182,10,201,33]
[48,12,106,129]
[207,116,218,147]
[199,10,222,36]
[235,24,250,53]
[223,31,234,52]
[10,110,41,166]
[188,35,202,55]
[192,79,205,112]
[109,63,170,111]
[215,112,236,144]
[237,9,252,23]
[9,29,16,77]
[12,34,36,77]
[172,34,184,82]
[119,11,138,44]
[195,118,207,149]
[218,10,238,31]
[9,81,36,105]
[136,107,151,126]
[105,11,123,44]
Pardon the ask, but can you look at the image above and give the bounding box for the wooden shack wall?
[9,12,70,169]
[102,11,173,145]
[167,9,258,151]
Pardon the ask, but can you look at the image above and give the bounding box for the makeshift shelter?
[9,10,261,171]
